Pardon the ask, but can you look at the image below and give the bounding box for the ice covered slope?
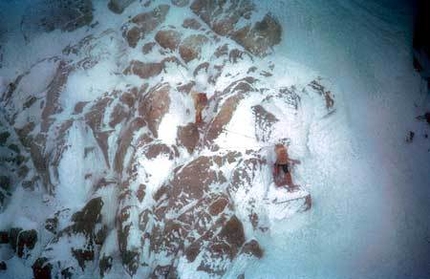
[246,1,430,279]
[0,0,429,279]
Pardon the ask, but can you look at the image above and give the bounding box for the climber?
[191,90,208,124]
[273,143,300,191]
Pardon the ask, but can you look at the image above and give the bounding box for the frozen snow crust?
[0,0,428,278]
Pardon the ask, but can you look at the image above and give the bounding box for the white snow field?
[0,0,429,278]
[245,1,430,279]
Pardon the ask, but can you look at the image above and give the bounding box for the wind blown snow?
[0,0,428,279]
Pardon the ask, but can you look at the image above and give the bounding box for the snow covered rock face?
[108,0,137,14]
[0,120,25,210]
[190,0,282,57]
[123,5,171,48]
[21,0,93,41]
[0,1,337,278]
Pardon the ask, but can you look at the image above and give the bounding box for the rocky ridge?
[0,1,336,278]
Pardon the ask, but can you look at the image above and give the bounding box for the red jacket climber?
[192,91,208,124]
[273,144,300,190]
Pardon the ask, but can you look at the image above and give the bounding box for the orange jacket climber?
[273,144,300,190]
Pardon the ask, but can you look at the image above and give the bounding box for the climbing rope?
[221,127,290,147]
[221,127,258,141]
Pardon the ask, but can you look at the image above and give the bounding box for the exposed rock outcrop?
[183,18,202,30]
[0,1,325,277]
[123,60,163,79]
[308,79,335,111]
[108,0,137,14]
[205,77,258,144]
[177,122,200,153]
[232,14,282,57]
[123,5,170,48]
[190,0,282,56]
[242,239,263,258]
[252,104,279,142]
[206,93,245,144]
[35,197,105,277]
[139,83,171,137]
[21,0,93,41]
[9,228,38,258]
[32,257,52,279]
[179,34,210,63]
[155,29,182,51]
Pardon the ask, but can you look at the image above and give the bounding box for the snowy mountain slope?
[0,0,429,279]
[247,1,430,279]
[0,0,336,278]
